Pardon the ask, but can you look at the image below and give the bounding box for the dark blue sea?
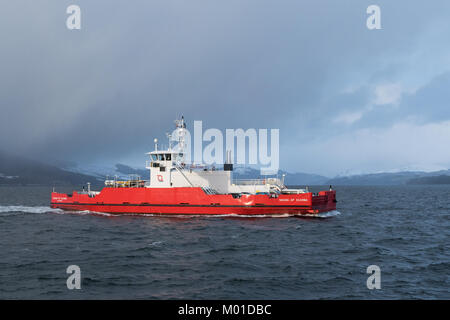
[0,185,448,299]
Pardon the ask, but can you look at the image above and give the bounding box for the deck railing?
[233,178,283,186]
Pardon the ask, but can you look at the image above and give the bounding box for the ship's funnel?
[224,150,233,171]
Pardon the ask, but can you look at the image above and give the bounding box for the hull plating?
[51,187,337,216]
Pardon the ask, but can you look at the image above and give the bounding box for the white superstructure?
[143,117,291,195]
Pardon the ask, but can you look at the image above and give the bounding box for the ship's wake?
[0,206,341,219]
[299,210,342,218]
[0,205,64,215]
[212,210,341,219]
[133,210,342,219]
[0,205,113,217]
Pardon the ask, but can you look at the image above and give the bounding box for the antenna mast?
[174,116,187,161]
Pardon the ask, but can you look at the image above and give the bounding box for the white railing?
[233,177,283,186]
[233,179,265,185]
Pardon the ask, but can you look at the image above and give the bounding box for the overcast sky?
[1,0,450,176]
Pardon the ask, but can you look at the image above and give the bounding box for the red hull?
[51,187,337,216]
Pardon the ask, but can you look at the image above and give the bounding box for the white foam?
[54,209,114,217]
[216,211,342,219]
[319,210,342,218]
[85,210,343,219]
[300,210,342,218]
[214,213,294,218]
[0,205,341,219]
[137,211,342,219]
[0,206,113,217]
[0,205,63,214]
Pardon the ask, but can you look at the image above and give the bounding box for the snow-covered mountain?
[43,160,450,186]
[328,169,450,185]
[61,163,147,180]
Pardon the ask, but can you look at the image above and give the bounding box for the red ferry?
[51,118,336,216]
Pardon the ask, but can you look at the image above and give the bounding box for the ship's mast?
[174,116,187,163]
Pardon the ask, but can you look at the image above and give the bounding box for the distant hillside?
[283,171,329,185]
[115,164,148,178]
[232,166,329,185]
[113,164,329,185]
[328,172,422,185]
[328,170,450,185]
[0,152,101,186]
[408,175,450,185]
[6,153,447,187]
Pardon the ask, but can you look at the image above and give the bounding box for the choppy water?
[0,185,448,299]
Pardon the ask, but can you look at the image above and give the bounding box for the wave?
[216,210,342,219]
[56,210,115,217]
[0,205,341,219]
[0,206,112,217]
[135,211,342,219]
[303,210,342,218]
[0,205,63,215]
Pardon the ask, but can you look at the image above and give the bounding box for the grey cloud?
[1,1,450,174]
